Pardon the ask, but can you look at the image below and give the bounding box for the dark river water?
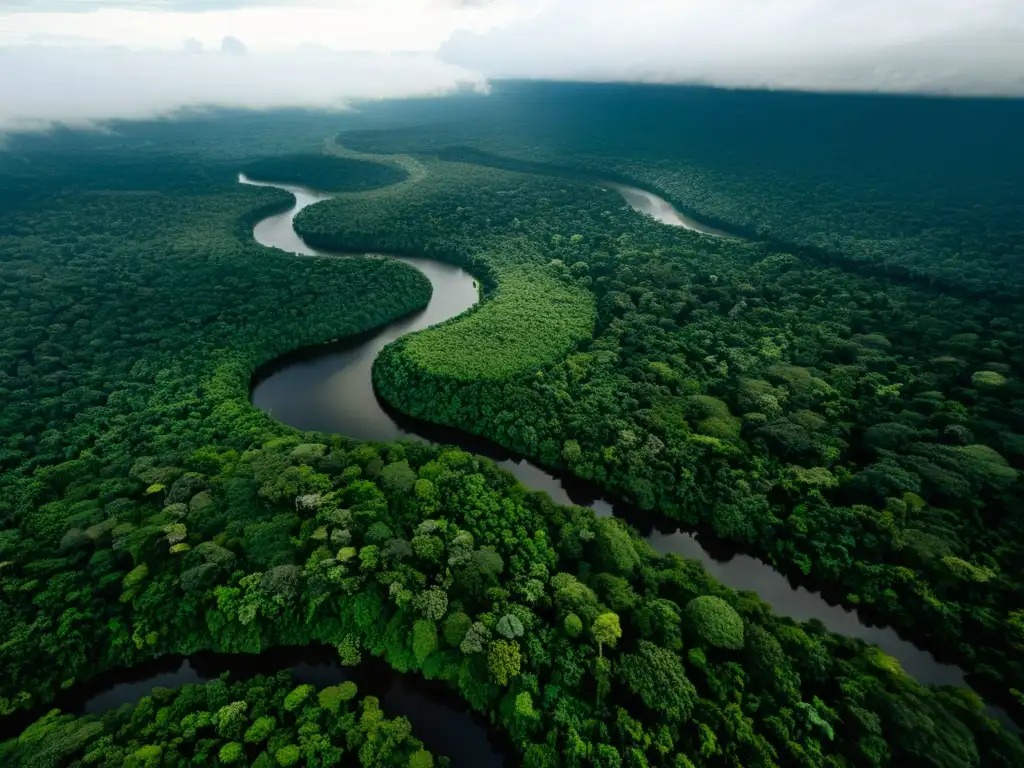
[14,172,1002,752]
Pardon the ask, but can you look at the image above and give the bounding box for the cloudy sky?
[1,0,1022,128]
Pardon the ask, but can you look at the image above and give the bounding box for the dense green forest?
[343,83,1024,299]
[1,87,1023,767]
[296,145,1024,710]
[0,140,431,498]
[1,673,441,767]
[4,429,1021,767]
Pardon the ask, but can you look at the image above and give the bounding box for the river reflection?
[242,173,1012,724]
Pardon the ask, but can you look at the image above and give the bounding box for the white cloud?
[0,1,533,52]
[440,0,1024,96]
[0,1,530,130]
[0,0,1021,131]
[0,45,486,130]
[3,1,502,9]
[220,35,247,55]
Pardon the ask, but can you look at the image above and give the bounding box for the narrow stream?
[239,172,1010,724]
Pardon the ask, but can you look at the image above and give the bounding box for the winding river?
[243,172,979,691]
[18,172,1003,754]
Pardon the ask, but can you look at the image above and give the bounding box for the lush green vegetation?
[2,89,1024,768]
[4,430,1021,767]
[242,152,408,193]
[0,126,431,707]
[401,265,592,380]
[0,135,430,507]
[1,673,440,767]
[295,159,597,379]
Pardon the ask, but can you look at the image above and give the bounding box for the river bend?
[238,172,1004,716]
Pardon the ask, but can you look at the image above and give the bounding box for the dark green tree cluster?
[4,433,1021,766]
[1,673,440,768]
[0,140,430,515]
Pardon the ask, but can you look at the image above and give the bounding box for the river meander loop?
[239,171,1008,721]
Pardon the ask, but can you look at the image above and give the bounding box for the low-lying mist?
[0,45,485,131]
[440,0,1024,97]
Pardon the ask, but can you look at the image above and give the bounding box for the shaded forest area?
[343,82,1024,299]
[0,137,431,496]
[0,87,1023,768]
